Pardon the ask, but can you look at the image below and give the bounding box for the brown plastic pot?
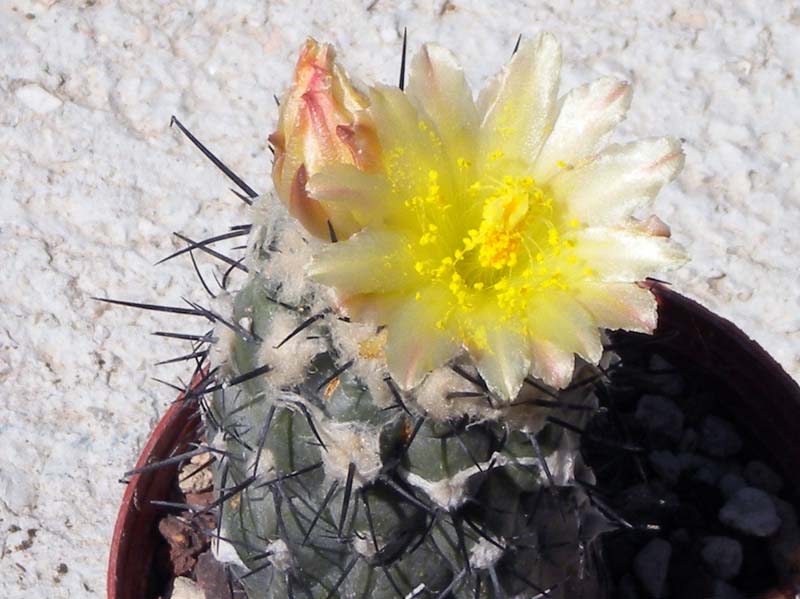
[106,284,800,598]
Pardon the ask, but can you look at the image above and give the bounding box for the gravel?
[744,460,784,493]
[699,417,743,458]
[635,395,685,443]
[634,538,672,598]
[719,487,781,537]
[701,536,743,580]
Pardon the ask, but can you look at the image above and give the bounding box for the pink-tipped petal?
[551,137,685,225]
[528,339,575,389]
[573,227,688,282]
[533,77,632,182]
[472,325,531,400]
[574,282,658,333]
[385,292,460,389]
[407,44,480,165]
[527,293,604,366]
[478,33,561,167]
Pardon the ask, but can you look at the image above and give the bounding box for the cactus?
[106,32,685,598]
[198,34,684,598]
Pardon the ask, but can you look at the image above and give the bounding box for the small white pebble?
[699,416,742,458]
[178,452,214,493]
[744,460,783,493]
[634,538,671,598]
[719,487,780,537]
[15,83,62,114]
[169,577,204,599]
[701,536,743,580]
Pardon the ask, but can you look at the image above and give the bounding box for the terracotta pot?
[106,284,800,598]
[107,380,203,599]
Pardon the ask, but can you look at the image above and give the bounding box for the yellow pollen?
[404,168,587,332]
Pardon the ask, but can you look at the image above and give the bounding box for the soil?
[153,459,246,599]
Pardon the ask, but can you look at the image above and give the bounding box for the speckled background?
[1,1,798,597]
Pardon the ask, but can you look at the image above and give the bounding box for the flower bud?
[269,39,378,239]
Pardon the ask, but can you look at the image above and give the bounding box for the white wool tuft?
[327,319,394,408]
[352,534,378,559]
[319,420,384,487]
[246,194,324,309]
[266,539,292,571]
[469,536,506,570]
[207,293,237,373]
[213,520,248,569]
[414,365,500,422]
[256,310,326,388]
[402,463,483,511]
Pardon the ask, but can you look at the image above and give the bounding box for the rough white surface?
[1,1,798,597]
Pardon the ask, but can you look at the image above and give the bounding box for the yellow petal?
[574,282,658,333]
[551,137,684,225]
[308,164,392,228]
[406,44,480,166]
[478,33,561,168]
[367,85,452,204]
[573,227,688,282]
[527,292,604,365]
[533,77,632,182]
[385,291,460,389]
[528,339,575,389]
[308,230,413,295]
[471,325,530,400]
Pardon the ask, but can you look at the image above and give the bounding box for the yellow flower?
[300,33,687,400]
[270,38,380,239]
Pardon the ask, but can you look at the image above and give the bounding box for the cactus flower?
[297,33,686,400]
[269,38,379,239]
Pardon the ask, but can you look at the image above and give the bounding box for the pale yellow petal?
[308,230,413,295]
[533,77,632,182]
[406,44,480,165]
[471,325,530,400]
[338,292,405,324]
[366,85,453,208]
[308,164,392,227]
[385,292,460,389]
[574,282,658,333]
[551,137,684,225]
[528,339,575,389]
[574,227,688,282]
[478,33,561,167]
[527,292,604,366]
